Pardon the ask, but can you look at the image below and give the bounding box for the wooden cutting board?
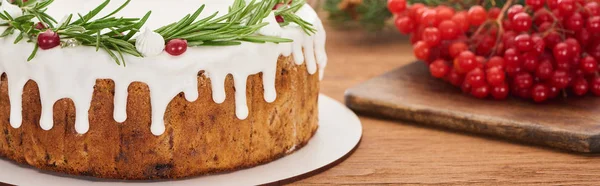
[345,61,600,153]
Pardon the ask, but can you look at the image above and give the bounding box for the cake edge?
[0,125,318,180]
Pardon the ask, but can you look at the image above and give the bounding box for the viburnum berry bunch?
[388,0,600,102]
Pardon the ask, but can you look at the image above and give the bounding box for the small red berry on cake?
[37,30,60,50]
[273,3,290,23]
[35,22,46,30]
[165,39,188,56]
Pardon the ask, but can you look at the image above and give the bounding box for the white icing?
[257,11,283,37]
[135,27,165,57]
[0,0,327,136]
[0,0,22,22]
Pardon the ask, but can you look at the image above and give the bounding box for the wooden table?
[290,25,600,185]
[2,24,600,186]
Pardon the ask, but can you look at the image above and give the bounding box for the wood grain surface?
[4,22,600,185]
[289,25,600,185]
[345,61,600,153]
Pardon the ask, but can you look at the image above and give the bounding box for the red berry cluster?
[388,0,600,102]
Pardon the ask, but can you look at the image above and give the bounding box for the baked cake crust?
[0,55,319,179]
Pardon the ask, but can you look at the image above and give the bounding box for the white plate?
[0,94,363,186]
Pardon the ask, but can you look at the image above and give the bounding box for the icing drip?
[113,81,130,123]
[0,0,327,136]
[233,75,249,119]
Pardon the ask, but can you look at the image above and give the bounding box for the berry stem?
[470,21,492,40]
[539,9,565,39]
[495,0,514,33]
[488,0,513,56]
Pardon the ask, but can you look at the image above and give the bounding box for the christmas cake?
[0,0,327,179]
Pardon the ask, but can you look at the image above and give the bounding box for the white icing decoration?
[136,27,165,57]
[257,11,283,37]
[0,0,327,136]
[0,0,22,22]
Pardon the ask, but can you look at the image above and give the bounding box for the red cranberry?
[35,22,46,30]
[165,39,188,56]
[273,3,288,23]
[37,30,60,50]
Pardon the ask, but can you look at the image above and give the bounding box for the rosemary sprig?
[0,7,39,48]
[17,0,57,28]
[159,0,311,46]
[275,0,317,34]
[54,0,149,66]
[0,0,315,65]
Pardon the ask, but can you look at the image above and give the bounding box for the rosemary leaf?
[160,14,190,37]
[22,0,36,7]
[100,0,131,20]
[96,30,101,51]
[122,11,151,41]
[64,25,85,33]
[0,12,7,20]
[0,27,14,37]
[180,5,205,30]
[245,0,268,26]
[110,42,126,67]
[105,37,137,49]
[201,23,244,30]
[168,11,219,38]
[101,43,121,65]
[14,15,35,22]
[72,0,110,25]
[85,21,133,30]
[187,33,242,41]
[57,14,73,30]
[36,0,54,9]
[241,35,293,43]
[178,30,218,40]
[118,47,142,57]
[239,39,265,44]
[3,11,14,21]
[14,0,23,7]
[39,12,57,23]
[103,24,137,36]
[27,44,38,61]
[187,41,204,46]
[13,32,24,44]
[205,7,244,25]
[155,22,175,33]
[200,41,242,46]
